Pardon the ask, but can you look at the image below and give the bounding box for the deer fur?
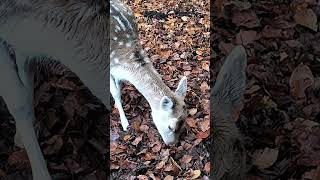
[0,0,187,179]
[211,46,247,180]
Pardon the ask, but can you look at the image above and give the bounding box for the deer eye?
[168,125,174,131]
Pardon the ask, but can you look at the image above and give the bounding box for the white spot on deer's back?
[125,42,132,47]
[130,53,135,60]
[110,51,115,58]
[114,16,126,30]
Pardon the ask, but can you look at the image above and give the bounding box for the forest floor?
[110,0,210,179]
[212,0,320,179]
[0,68,108,179]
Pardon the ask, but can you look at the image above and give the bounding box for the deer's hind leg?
[0,43,51,180]
[110,75,129,131]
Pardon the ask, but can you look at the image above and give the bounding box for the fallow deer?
[110,0,188,146]
[0,0,188,179]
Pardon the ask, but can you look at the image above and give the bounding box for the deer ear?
[160,96,173,111]
[175,76,187,98]
[212,45,247,113]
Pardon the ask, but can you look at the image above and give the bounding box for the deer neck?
[127,64,175,110]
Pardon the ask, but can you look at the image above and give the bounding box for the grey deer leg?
[211,45,247,180]
[110,75,129,131]
[0,44,51,180]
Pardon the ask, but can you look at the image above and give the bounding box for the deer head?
[151,76,188,145]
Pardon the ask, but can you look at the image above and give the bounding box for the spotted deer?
[211,46,247,180]
[0,0,187,179]
[110,0,188,146]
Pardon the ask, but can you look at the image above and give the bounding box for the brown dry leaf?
[199,119,210,132]
[123,135,131,141]
[45,109,58,129]
[232,10,260,28]
[189,108,198,116]
[186,118,197,128]
[204,162,210,173]
[191,170,201,179]
[252,148,279,169]
[200,82,209,93]
[110,163,120,170]
[160,50,172,59]
[245,85,261,94]
[132,136,143,146]
[181,16,189,22]
[133,121,141,132]
[236,30,259,45]
[8,149,30,168]
[155,160,166,170]
[43,135,64,155]
[181,155,193,164]
[196,131,209,139]
[294,8,318,31]
[164,175,174,180]
[152,142,162,153]
[262,25,282,39]
[170,157,182,172]
[201,62,209,71]
[137,175,148,180]
[289,63,314,99]
[140,124,149,132]
[147,171,157,180]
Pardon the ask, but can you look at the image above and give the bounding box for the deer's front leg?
[110,76,129,131]
[0,45,51,180]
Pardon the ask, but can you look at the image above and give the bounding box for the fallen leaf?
[204,162,210,173]
[164,175,174,180]
[132,136,143,146]
[123,135,131,141]
[137,175,148,180]
[152,142,162,153]
[200,82,209,93]
[133,121,141,132]
[294,8,318,31]
[189,108,197,116]
[43,135,64,155]
[199,119,210,132]
[140,124,149,132]
[8,149,30,168]
[232,10,260,28]
[185,119,196,129]
[156,160,166,169]
[252,148,279,169]
[191,170,201,179]
[170,157,182,172]
[236,30,259,45]
[196,131,209,139]
[289,63,314,99]
[181,155,193,164]
[181,16,189,21]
